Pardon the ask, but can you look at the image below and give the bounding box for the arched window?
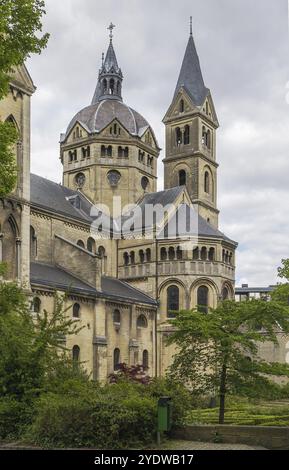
[101,145,106,157]
[72,345,80,362]
[77,240,85,249]
[124,147,129,158]
[204,172,210,194]
[30,226,37,260]
[184,125,190,145]
[123,252,129,266]
[167,285,179,318]
[193,247,199,260]
[139,250,145,263]
[116,81,120,95]
[146,248,151,262]
[113,348,120,370]
[208,247,215,261]
[102,78,107,94]
[143,350,149,370]
[118,146,123,158]
[176,246,183,260]
[201,247,207,261]
[175,127,182,147]
[98,246,106,258]
[197,286,209,313]
[207,130,211,149]
[137,314,148,328]
[130,251,135,264]
[87,237,95,253]
[109,78,114,95]
[73,303,80,318]
[222,287,229,301]
[179,170,186,186]
[179,99,184,113]
[113,309,121,324]
[107,145,112,157]
[168,247,175,261]
[141,176,149,191]
[32,297,41,313]
[160,247,167,261]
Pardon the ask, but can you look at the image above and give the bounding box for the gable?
[141,127,158,149]
[10,64,36,95]
[201,93,219,126]
[100,118,131,139]
[163,87,200,123]
[66,121,89,143]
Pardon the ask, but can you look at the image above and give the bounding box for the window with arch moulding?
[167,285,179,318]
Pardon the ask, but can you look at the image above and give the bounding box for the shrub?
[28,381,157,449]
[0,398,33,440]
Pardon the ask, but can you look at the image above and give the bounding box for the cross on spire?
[108,22,116,41]
[190,16,192,36]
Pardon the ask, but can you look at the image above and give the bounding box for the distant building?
[235,284,276,302]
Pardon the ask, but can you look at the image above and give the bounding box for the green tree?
[271,258,289,305]
[166,299,289,424]
[0,282,82,401]
[0,0,49,196]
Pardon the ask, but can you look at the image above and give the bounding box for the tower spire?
[190,16,192,37]
[91,23,123,104]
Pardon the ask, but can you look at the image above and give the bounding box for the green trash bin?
[157,396,172,432]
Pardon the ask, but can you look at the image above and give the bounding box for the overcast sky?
[26,0,289,287]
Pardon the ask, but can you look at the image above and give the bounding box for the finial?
[108,22,116,41]
[101,52,104,66]
[190,16,192,36]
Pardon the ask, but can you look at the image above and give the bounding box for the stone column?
[0,233,3,263]
[16,237,21,282]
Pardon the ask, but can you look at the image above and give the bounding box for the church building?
[0,23,237,380]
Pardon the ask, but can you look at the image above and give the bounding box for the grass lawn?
[186,398,289,426]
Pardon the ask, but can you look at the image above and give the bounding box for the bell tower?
[163,19,219,228]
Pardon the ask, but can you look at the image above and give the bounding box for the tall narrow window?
[184,125,190,145]
[130,251,135,264]
[175,127,182,147]
[167,285,179,318]
[146,248,151,262]
[208,247,215,261]
[193,247,199,260]
[101,145,106,157]
[204,171,210,194]
[137,315,148,328]
[222,287,229,301]
[107,146,112,157]
[113,309,121,324]
[143,350,149,370]
[123,252,129,266]
[32,297,41,313]
[139,250,145,263]
[72,345,80,363]
[160,247,167,261]
[73,303,80,318]
[109,78,114,95]
[30,226,37,260]
[113,348,120,370]
[179,170,186,186]
[197,286,209,313]
[87,237,95,253]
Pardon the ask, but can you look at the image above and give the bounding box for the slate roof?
[174,35,209,106]
[30,262,157,306]
[64,100,150,140]
[30,174,93,223]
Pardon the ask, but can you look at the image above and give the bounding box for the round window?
[75,172,85,188]
[107,170,121,187]
[141,176,149,190]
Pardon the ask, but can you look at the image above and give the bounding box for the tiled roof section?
[30,174,93,223]
[101,277,157,306]
[162,204,236,243]
[174,35,209,106]
[65,99,150,139]
[30,262,157,306]
[30,262,97,295]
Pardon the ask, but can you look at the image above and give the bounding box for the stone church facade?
[0,25,237,380]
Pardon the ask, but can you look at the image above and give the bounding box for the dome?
[65,99,150,139]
